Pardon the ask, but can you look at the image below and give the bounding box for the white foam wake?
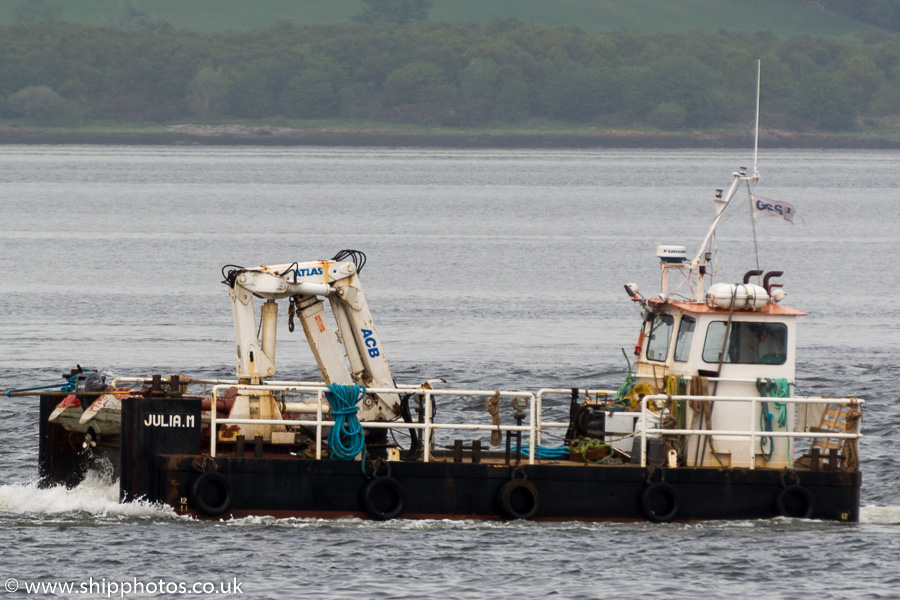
[0,472,176,519]
[860,504,900,525]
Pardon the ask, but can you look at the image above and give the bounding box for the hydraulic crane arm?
[223,254,399,420]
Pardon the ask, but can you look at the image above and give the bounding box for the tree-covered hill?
[3,16,898,134]
[2,0,899,140]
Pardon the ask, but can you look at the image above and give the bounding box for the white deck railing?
[208,384,537,464]
[201,382,863,470]
[638,393,864,468]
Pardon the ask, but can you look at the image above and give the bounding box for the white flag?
[752,194,797,224]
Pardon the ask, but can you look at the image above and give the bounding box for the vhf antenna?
[753,59,761,181]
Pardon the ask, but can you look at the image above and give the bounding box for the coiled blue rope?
[757,378,790,462]
[326,383,367,462]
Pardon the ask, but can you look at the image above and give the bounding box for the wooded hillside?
[2,2,899,133]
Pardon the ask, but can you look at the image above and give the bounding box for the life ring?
[190,471,233,517]
[776,484,814,519]
[363,476,405,520]
[641,482,679,523]
[499,480,539,520]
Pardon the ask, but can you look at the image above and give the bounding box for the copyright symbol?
[4,578,18,592]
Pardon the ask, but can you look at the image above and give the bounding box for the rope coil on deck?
[326,383,367,463]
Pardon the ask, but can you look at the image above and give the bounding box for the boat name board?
[143,414,196,428]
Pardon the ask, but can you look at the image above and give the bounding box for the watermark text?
[4,576,243,597]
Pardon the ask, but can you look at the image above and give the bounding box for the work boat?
[25,169,862,523]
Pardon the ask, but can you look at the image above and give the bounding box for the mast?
[753,59,761,180]
[690,60,763,301]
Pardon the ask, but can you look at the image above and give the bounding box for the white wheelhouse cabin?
[633,292,810,469]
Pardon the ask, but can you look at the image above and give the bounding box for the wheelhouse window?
[673,316,695,362]
[701,321,787,365]
[645,314,674,362]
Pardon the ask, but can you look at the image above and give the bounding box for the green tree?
[279,70,338,118]
[838,54,886,110]
[225,68,273,118]
[187,67,226,119]
[649,101,687,129]
[0,60,44,102]
[379,61,462,125]
[609,65,656,116]
[538,65,610,121]
[868,82,900,116]
[720,47,756,97]
[382,61,445,105]
[649,56,715,127]
[758,53,798,102]
[494,77,530,121]
[7,85,80,124]
[354,0,433,24]
[459,58,500,103]
[466,38,537,83]
[790,73,857,130]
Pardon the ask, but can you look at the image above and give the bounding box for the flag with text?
[751,194,797,224]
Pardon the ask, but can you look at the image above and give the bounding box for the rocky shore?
[1,124,899,149]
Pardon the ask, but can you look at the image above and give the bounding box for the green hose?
[615,348,635,405]
[756,377,791,465]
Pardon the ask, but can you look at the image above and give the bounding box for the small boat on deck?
[17,159,862,523]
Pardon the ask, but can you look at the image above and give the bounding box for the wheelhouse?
[631,274,823,469]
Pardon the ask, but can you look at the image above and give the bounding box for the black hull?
[38,394,861,523]
[154,454,860,522]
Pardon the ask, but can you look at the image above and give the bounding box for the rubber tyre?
[499,480,539,520]
[641,482,680,523]
[190,471,233,517]
[776,484,814,519]
[363,476,405,521]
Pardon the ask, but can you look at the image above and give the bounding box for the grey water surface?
[0,146,898,599]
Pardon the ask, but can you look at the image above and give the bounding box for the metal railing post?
[210,387,218,458]
[749,397,756,470]
[640,395,648,468]
[424,390,432,463]
[316,389,324,460]
[529,393,536,465]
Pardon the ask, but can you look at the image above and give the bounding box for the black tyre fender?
[499,479,539,520]
[363,476,405,521]
[190,471,233,517]
[641,481,680,523]
[776,484,814,519]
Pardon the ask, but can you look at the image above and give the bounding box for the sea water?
[1,146,898,599]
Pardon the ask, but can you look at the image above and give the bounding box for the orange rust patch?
[656,299,806,316]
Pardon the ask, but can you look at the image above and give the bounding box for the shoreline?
[1,126,899,149]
